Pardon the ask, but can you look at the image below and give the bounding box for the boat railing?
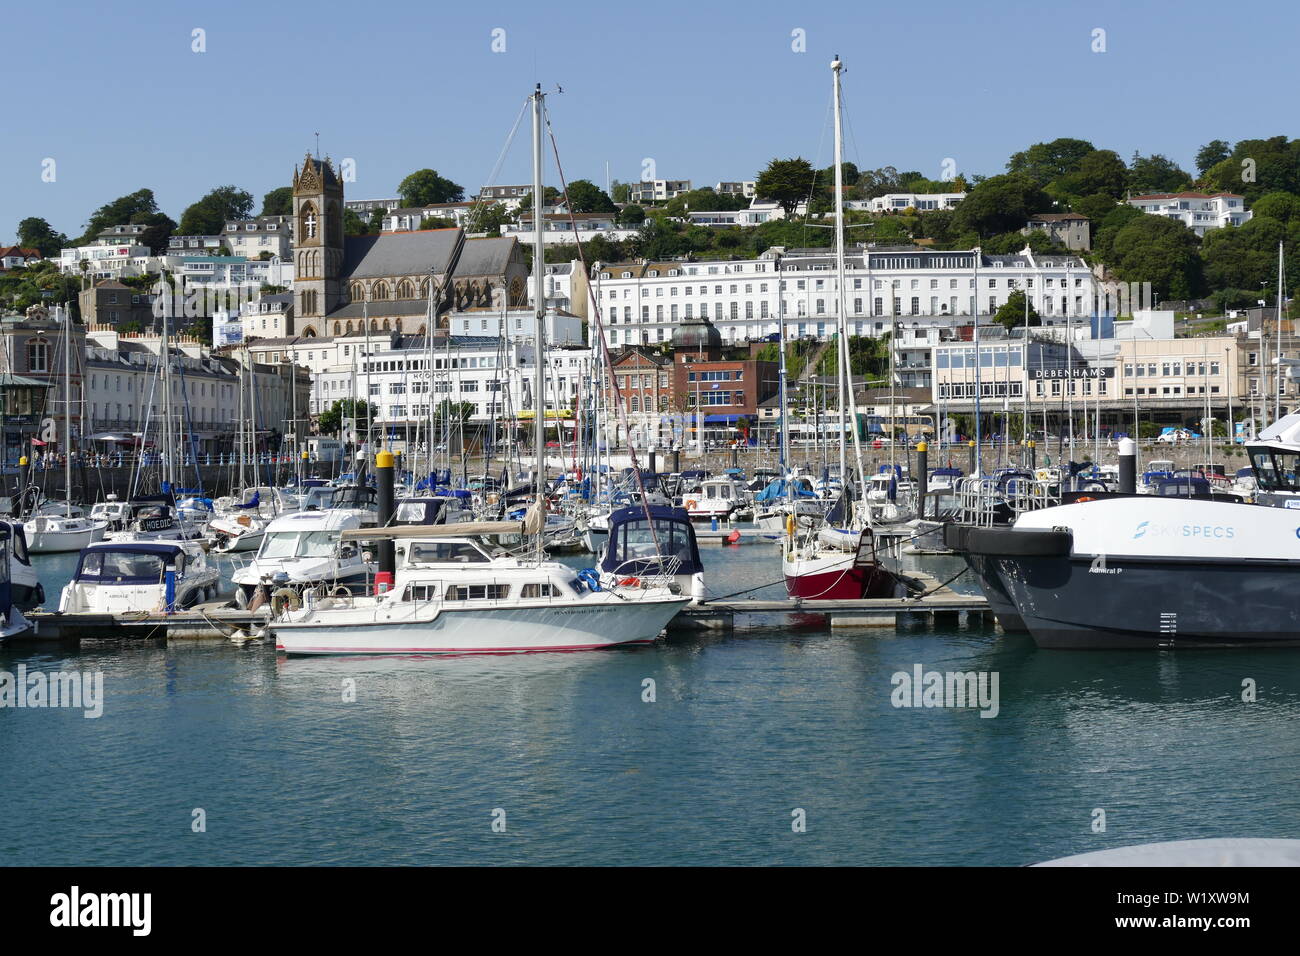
[609,554,683,591]
[957,477,1002,528]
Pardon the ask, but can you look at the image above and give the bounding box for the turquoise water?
[2,541,1299,865]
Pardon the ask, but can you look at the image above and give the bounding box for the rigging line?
[543,111,665,559]
[466,97,532,225]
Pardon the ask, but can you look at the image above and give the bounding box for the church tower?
[292,154,345,335]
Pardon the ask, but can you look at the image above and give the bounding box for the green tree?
[993,289,1041,330]
[617,204,646,226]
[397,169,464,207]
[563,179,616,213]
[1205,136,1300,202]
[368,208,387,232]
[435,399,475,423]
[1127,153,1193,194]
[951,174,1051,238]
[419,216,457,230]
[1108,214,1203,299]
[1195,140,1232,176]
[1072,192,1121,223]
[77,188,161,244]
[1006,138,1096,186]
[610,180,631,203]
[466,201,512,236]
[178,185,254,236]
[317,398,379,436]
[1051,149,1128,200]
[343,208,370,236]
[16,217,67,257]
[755,157,816,216]
[130,211,176,254]
[261,186,293,216]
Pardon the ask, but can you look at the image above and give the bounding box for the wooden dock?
[21,604,270,642]
[672,585,988,631]
[15,578,987,642]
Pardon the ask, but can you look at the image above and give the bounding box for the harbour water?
[3,540,1299,866]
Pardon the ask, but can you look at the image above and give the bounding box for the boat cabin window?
[400,583,439,602]
[408,542,489,564]
[618,520,694,561]
[395,501,438,523]
[77,550,170,583]
[445,583,510,601]
[521,582,556,598]
[0,536,9,585]
[1251,450,1300,491]
[9,530,27,564]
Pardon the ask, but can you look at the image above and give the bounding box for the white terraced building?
[305,334,594,442]
[590,246,1097,347]
[1126,192,1251,236]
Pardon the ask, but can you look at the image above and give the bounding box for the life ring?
[271,587,301,616]
[685,499,698,510]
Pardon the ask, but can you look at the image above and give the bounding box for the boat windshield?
[618,520,695,562]
[261,530,337,559]
[77,550,171,583]
[1250,449,1300,491]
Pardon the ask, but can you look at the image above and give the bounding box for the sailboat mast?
[1277,240,1285,424]
[63,303,72,509]
[832,59,848,492]
[830,57,868,505]
[531,84,547,561]
[161,271,175,490]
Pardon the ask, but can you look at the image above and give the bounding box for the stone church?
[291,154,529,338]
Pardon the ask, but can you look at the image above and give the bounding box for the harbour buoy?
[726,529,741,545]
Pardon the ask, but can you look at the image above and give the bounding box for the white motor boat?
[677,476,747,521]
[231,509,375,607]
[272,530,690,656]
[58,540,220,614]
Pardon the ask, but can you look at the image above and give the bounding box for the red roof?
[0,246,41,259]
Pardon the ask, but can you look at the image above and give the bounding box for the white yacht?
[231,509,374,607]
[59,540,220,614]
[23,512,98,553]
[677,475,747,521]
[272,528,690,656]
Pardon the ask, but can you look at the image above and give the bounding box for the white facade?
[855,192,966,213]
[447,307,584,345]
[57,244,153,279]
[382,203,475,232]
[222,216,294,259]
[627,179,691,203]
[590,247,1097,347]
[1127,192,1251,236]
[715,181,756,198]
[83,328,299,445]
[308,335,594,433]
[687,207,782,227]
[502,212,637,245]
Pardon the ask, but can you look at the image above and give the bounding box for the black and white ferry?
[949,415,1300,649]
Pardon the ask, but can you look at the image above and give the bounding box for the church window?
[382,319,391,331]
[372,281,390,301]
[397,279,415,299]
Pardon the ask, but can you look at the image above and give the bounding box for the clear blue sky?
[2,0,1295,242]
